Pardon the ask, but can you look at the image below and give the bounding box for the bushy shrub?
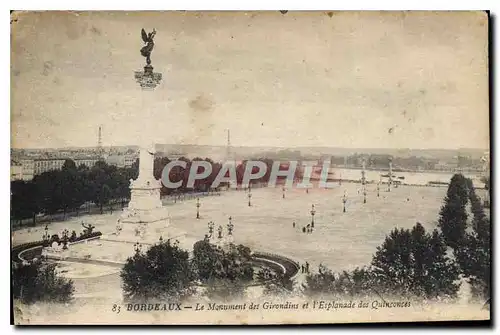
[12,259,74,304]
[121,240,196,302]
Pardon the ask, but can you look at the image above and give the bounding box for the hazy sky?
[11,11,489,149]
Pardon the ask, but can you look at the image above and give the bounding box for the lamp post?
[248,191,252,207]
[227,217,234,236]
[310,204,316,228]
[361,159,366,186]
[342,190,348,213]
[217,225,223,240]
[42,225,49,246]
[196,197,200,219]
[208,221,215,238]
[61,229,69,250]
[388,158,393,192]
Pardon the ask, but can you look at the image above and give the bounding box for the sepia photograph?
[10,10,490,325]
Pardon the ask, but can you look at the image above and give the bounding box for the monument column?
[116,28,171,235]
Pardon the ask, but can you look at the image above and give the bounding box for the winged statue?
[140,28,156,65]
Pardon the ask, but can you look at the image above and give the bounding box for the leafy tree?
[204,278,246,302]
[192,240,254,301]
[303,265,373,299]
[11,180,40,226]
[371,223,460,299]
[455,180,491,300]
[438,174,469,249]
[121,240,196,302]
[12,259,74,304]
[258,268,295,297]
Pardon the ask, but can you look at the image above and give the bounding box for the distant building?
[106,154,138,168]
[32,156,99,175]
[34,158,66,175]
[10,160,23,181]
[19,159,34,180]
[74,157,100,169]
[124,154,138,167]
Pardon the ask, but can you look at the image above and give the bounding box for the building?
[74,157,100,169]
[19,159,34,181]
[106,154,138,168]
[124,154,138,167]
[10,160,23,181]
[34,158,66,175]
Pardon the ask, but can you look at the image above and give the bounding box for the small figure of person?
[302,227,306,233]
[293,221,296,228]
[301,264,305,273]
[305,261,310,274]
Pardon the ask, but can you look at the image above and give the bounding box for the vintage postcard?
[10,11,490,325]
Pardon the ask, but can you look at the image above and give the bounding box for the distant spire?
[97,125,103,160]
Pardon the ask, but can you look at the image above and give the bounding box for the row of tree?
[11,159,138,225]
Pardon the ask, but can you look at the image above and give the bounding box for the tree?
[12,259,74,304]
[454,180,491,300]
[258,268,295,298]
[438,174,469,250]
[121,240,196,302]
[302,264,373,299]
[371,223,460,299]
[11,180,40,226]
[192,240,254,301]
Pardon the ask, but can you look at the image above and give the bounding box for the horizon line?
[11,143,489,152]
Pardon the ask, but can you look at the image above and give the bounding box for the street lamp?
[342,190,348,213]
[388,158,393,192]
[310,204,316,228]
[217,225,223,240]
[227,217,234,236]
[196,197,201,219]
[61,229,69,250]
[208,221,215,238]
[42,225,49,245]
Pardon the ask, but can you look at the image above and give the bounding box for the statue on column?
[140,28,156,66]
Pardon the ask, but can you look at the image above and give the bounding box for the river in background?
[324,168,486,188]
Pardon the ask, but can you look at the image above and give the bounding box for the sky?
[10,11,489,150]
